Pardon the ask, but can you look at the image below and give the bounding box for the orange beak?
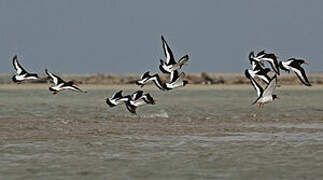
[276,56,279,59]
[304,61,309,65]
[74,83,79,86]
[183,64,188,66]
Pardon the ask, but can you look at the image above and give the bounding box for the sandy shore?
[1,83,323,91]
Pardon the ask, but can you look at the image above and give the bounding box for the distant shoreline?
[1,73,323,85]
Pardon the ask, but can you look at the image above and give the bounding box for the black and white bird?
[164,70,189,90]
[106,90,131,107]
[45,69,87,94]
[245,61,272,84]
[125,91,156,114]
[159,36,189,74]
[12,55,39,83]
[136,71,167,91]
[279,58,311,86]
[249,50,280,75]
[136,71,189,91]
[247,74,280,109]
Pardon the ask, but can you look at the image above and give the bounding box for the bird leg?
[53,91,58,95]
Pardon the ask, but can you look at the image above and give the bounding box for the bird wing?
[125,102,137,114]
[170,71,185,84]
[249,76,264,98]
[131,90,143,100]
[112,90,123,99]
[45,69,65,85]
[169,70,179,83]
[140,71,150,80]
[290,66,311,86]
[253,61,265,71]
[256,50,265,57]
[251,61,257,70]
[151,74,167,91]
[12,56,27,75]
[63,85,86,93]
[263,75,277,97]
[161,35,176,65]
[260,54,280,74]
[177,55,189,66]
[256,74,270,85]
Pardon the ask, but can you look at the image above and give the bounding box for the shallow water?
[0,86,323,179]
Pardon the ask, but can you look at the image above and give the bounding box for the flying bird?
[106,90,131,107]
[125,91,156,114]
[249,50,280,75]
[136,71,167,91]
[279,58,311,86]
[245,61,272,85]
[247,74,280,109]
[12,55,39,83]
[45,69,87,94]
[159,35,189,74]
[164,70,189,90]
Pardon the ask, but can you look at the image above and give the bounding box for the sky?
[0,0,323,74]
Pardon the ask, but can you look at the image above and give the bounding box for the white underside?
[15,74,38,81]
[258,96,273,104]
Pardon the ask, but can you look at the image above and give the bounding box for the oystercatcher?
[45,69,87,94]
[12,55,39,83]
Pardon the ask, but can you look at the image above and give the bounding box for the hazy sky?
[1,0,323,74]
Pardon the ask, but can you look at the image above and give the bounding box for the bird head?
[272,95,280,100]
[303,61,309,65]
[183,80,190,86]
[144,94,155,104]
[67,81,79,86]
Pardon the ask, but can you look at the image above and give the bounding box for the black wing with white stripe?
[161,35,176,65]
[45,69,65,85]
[12,56,27,75]
[291,65,311,86]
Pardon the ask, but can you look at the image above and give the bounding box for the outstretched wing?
[131,90,143,101]
[45,69,65,85]
[151,74,167,91]
[290,66,311,86]
[261,54,280,75]
[173,72,185,84]
[256,50,265,57]
[112,90,123,99]
[170,70,179,83]
[263,75,277,98]
[178,55,189,66]
[12,56,27,75]
[161,35,176,65]
[140,71,150,80]
[249,76,264,98]
[63,85,87,93]
[125,102,137,114]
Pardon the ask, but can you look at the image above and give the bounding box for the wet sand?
[0,84,323,179]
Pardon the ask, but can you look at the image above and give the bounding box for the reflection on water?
[0,87,323,179]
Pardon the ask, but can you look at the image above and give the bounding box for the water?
[0,86,323,179]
